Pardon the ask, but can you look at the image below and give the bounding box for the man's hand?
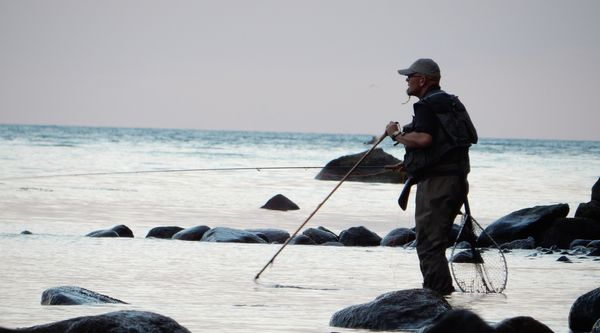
[385,121,401,137]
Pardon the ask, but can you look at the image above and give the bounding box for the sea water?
[0,124,599,332]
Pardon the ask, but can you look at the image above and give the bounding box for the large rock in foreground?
[330,288,451,331]
[41,286,127,305]
[478,204,569,247]
[569,287,600,332]
[315,148,406,183]
[0,310,190,333]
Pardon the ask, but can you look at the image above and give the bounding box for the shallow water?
[1,125,599,332]
[0,233,598,332]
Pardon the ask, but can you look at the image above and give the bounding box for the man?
[385,58,477,295]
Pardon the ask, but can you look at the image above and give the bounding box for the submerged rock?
[418,309,494,333]
[41,286,127,305]
[146,226,184,239]
[260,194,299,211]
[495,316,554,333]
[87,224,134,238]
[569,287,600,332]
[315,148,406,183]
[200,227,266,243]
[339,226,381,246]
[330,288,451,331]
[172,225,210,241]
[246,228,290,243]
[0,310,190,333]
[381,228,416,247]
[302,227,338,244]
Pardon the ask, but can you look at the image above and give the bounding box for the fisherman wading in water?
[385,58,478,295]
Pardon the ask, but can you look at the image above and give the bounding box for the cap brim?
[397,68,415,76]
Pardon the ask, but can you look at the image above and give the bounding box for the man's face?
[405,73,424,96]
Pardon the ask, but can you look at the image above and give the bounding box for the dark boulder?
[557,256,572,263]
[0,310,190,333]
[500,236,536,250]
[41,286,127,305]
[86,230,119,238]
[570,239,593,249]
[146,226,184,239]
[20,230,32,235]
[589,248,600,256]
[589,240,600,249]
[449,249,484,264]
[172,225,210,241]
[288,234,317,245]
[495,316,554,333]
[575,201,600,221]
[593,177,600,202]
[569,287,600,332]
[339,226,382,246]
[200,227,266,243]
[246,228,290,243]
[302,227,338,244]
[593,318,600,333]
[418,309,494,333]
[315,148,406,183]
[330,288,451,331]
[478,204,569,247]
[535,217,600,249]
[260,194,299,211]
[86,224,133,238]
[381,228,416,247]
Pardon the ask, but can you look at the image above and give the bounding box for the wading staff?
[254,132,388,280]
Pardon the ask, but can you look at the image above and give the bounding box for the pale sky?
[1,0,599,141]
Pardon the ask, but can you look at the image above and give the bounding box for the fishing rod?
[0,165,392,181]
[254,133,388,280]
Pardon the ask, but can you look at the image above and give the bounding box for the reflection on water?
[0,234,598,332]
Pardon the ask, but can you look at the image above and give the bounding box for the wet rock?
[589,240,600,249]
[41,286,127,305]
[260,194,299,211]
[449,248,484,264]
[200,227,266,243]
[536,217,600,249]
[87,224,134,238]
[302,227,338,244]
[478,204,569,247]
[589,248,600,256]
[500,236,536,250]
[593,318,600,333]
[246,228,290,243]
[20,230,32,235]
[381,228,416,247]
[418,309,494,333]
[495,316,554,333]
[315,148,406,183]
[339,226,382,246]
[0,310,190,333]
[569,287,600,332]
[289,234,316,245]
[570,239,592,248]
[172,225,210,241]
[330,288,451,331]
[86,230,119,238]
[557,256,572,263]
[575,201,600,221]
[146,226,184,239]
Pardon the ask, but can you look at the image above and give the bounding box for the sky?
[1,0,599,141]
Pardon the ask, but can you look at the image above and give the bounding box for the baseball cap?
[397,58,440,77]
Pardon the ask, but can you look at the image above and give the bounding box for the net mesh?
[449,214,508,293]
